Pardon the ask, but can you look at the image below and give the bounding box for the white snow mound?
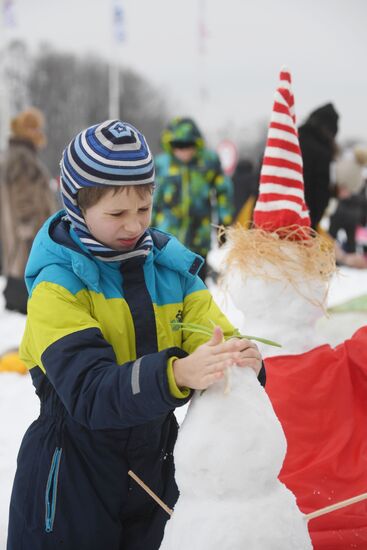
[160,367,313,550]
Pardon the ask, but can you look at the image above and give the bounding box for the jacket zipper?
[45,447,62,533]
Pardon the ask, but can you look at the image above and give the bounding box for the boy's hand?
[173,326,262,391]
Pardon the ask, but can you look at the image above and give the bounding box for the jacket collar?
[25,212,203,294]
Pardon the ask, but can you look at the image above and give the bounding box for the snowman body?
[160,367,313,549]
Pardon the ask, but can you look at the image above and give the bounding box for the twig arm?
[128,470,173,516]
[305,492,367,521]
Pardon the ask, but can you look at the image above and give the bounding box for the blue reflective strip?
[45,447,62,533]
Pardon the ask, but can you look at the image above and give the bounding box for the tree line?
[2,41,169,176]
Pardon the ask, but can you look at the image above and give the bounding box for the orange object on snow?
[0,351,27,374]
[265,326,367,549]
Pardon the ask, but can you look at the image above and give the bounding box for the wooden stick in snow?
[305,492,367,521]
[128,470,173,516]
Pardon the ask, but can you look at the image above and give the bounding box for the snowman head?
[227,224,333,290]
[221,226,335,349]
[224,225,334,299]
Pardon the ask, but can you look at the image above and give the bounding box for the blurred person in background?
[299,104,367,269]
[152,117,233,281]
[298,102,339,229]
[0,107,57,314]
[231,157,259,227]
[329,146,367,253]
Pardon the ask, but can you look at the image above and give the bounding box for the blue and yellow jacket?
[8,211,235,550]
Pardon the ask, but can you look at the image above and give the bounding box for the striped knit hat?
[253,68,311,235]
[60,119,155,261]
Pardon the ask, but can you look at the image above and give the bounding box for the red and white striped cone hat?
[253,67,311,235]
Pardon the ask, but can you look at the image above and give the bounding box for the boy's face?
[172,146,196,164]
[83,187,153,251]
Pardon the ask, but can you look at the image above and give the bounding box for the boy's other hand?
[172,326,262,391]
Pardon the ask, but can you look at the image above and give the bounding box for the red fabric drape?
[265,326,367,549]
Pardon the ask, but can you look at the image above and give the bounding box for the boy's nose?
[123,219,141,234]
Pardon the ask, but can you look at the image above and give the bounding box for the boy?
[7,120,264,550]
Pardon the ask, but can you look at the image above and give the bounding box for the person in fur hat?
[0,107,57,314]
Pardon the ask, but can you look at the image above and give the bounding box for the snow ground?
[0,268,367,548]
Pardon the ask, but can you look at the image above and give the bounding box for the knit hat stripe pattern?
[253,68,311,232]
[59,120,154,261]
[62,120,155,188]
[72,134,155,178]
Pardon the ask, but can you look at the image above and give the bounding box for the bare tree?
[28,46,168,176]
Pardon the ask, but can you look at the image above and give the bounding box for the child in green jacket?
[152,117,234,281]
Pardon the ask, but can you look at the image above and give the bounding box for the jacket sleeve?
[21,281,191,430]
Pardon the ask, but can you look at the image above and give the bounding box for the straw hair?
[221,224,336,307]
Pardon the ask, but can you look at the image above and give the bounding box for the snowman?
[217,69,367,549]
[159,69,313,550]
[160,367,312,550]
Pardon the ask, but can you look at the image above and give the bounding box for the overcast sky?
[2,0,367,145]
